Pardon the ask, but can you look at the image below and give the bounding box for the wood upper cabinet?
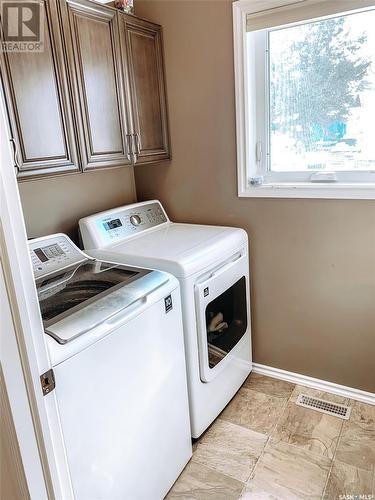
[0,0,79,179]
[119,14,170,164]
[1,0,170,179]
[61,0,131,170]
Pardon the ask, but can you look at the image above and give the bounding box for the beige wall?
[18,167,137,244]
[134,0,375,392]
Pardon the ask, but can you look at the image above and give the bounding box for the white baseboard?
[252,363,375,406]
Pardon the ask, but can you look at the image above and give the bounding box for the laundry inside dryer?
[205,276,248,368]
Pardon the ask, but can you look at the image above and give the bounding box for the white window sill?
[239,183,375,200]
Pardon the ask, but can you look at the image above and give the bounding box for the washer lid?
[37,260,167,344]
[89,223,248,278]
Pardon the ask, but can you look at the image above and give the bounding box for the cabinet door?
[119,15,170,164]
[0,0,79,179]
[63,0,131,170]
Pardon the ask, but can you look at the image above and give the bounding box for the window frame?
[233,0,375,199]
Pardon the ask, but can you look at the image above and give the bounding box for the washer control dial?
[130,214,142,226]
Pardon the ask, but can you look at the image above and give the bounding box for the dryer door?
[195,251,249,383]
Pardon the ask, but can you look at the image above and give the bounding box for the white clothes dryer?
[80,201,252,438]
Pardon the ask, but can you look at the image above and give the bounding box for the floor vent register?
[296,394,351,420]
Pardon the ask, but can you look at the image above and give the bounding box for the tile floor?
[167,373,375,500]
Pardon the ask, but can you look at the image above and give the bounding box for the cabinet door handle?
[129,134,137,164]
[10,138,20,170]
[135,133,141,155]
[126,134,133,161]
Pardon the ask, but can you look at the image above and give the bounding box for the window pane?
[269,10,375,172]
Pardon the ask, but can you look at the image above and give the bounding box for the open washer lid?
[37,260,168,344]
[30,233,169,344]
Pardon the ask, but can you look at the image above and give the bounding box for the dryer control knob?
[130,215,142,226]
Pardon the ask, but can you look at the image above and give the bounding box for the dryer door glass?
[205,276,247,368]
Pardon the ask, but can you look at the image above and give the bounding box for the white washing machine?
[80,201,252,438]
[29,233,191,499]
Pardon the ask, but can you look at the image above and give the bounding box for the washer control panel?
[94,201,168,245]
[29,234,86,279]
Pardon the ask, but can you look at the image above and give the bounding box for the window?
[233,1,375,199]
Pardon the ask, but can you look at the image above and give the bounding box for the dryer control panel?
[29,234,86,279]
[80,201,169,249]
